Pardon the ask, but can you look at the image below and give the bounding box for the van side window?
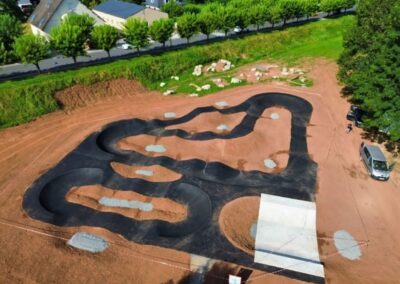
[364,148,370,159]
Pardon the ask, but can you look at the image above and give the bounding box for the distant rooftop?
[93,0,144,19]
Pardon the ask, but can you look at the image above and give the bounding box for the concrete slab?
[135,169,154,176]
[145,144,166,153]
[264,159,277,169]
[254,194,324,278]
[99,197,153,212]
[216,124,229,131]
[67,232,108,253]
[334,230,362,260]
[270,112,280,120]
[164,112,177,119]
[214,101,229,108]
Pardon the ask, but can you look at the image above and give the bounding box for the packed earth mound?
[219,196,260,255]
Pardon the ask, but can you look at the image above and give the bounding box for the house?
[93,0,168,30]
[28,0,104,37]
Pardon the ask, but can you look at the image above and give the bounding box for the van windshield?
[373,160,388,171]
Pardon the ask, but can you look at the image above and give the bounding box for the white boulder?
[192,65,203,76]
[231,77,241,84]
[201,84,211,90]
[163,89,175,96]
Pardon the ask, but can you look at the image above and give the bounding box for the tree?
[293,0,306,21]
[338,0,400,140]
[215,6,236,36]
[13,34,50,72]
[280,0,298,25]
[51,23,87,63]
[149,18,175,48]
[302,0,319,20]
[0,43,14,65]
[0,0,25,20]
[161,0,184,18]
[176,13,198,44]
[62,13,95,40]
[197,11,218,40]
[183,4,201,14]
[123,18,149,51]
[91,25,120,57]
[248,4,268,31]
[320,0,344,15]
[80,0,102,9]
[266,5,282,27]
[0,14,23,50]
[233,8,251,32]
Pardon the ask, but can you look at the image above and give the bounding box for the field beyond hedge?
[0,16,353,129]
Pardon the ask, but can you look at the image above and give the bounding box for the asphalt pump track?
[23,92,322,283]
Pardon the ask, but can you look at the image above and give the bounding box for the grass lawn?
[0,15,354,129]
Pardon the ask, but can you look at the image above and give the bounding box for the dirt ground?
[0,59,399,283]
[118,107,291,173]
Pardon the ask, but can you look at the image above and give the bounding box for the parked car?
[346,105,364,127]
[360,142,390,181]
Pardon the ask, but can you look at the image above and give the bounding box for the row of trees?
[1,0,355,71]
[162,0,356,20]
[338,0,400,141]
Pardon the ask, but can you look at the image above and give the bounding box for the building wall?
[44,0,104,34]
[92,10,126,29]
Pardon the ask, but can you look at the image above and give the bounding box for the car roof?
[365,145,386,161]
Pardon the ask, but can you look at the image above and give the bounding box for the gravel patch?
[145,144,166,153]
[99,197,153,212]
[334,230,362,260]
[67,232,108,253]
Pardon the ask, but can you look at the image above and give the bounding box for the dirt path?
[0,59,399,283]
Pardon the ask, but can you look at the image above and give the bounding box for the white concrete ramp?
[254,194,324,278]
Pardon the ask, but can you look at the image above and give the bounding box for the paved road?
[0,11,351,80]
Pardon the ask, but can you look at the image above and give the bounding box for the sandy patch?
[67,185,187,222]
[118,107,291,173]
[218,196,260,256]
[111,162,182,182]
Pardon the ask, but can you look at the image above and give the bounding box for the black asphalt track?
[23,93,324,283]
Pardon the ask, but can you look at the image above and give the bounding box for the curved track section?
[23,93,322,283]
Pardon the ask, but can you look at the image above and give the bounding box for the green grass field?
[0,15,353,129]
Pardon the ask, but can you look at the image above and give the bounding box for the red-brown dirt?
[111,162,182,182]
[67,185,187,222]
[118,107,291,173]
[0,59,399,283]
[54,79,149,110]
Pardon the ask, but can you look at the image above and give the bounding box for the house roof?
[28,0,63,29]
[93,0,144,19]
